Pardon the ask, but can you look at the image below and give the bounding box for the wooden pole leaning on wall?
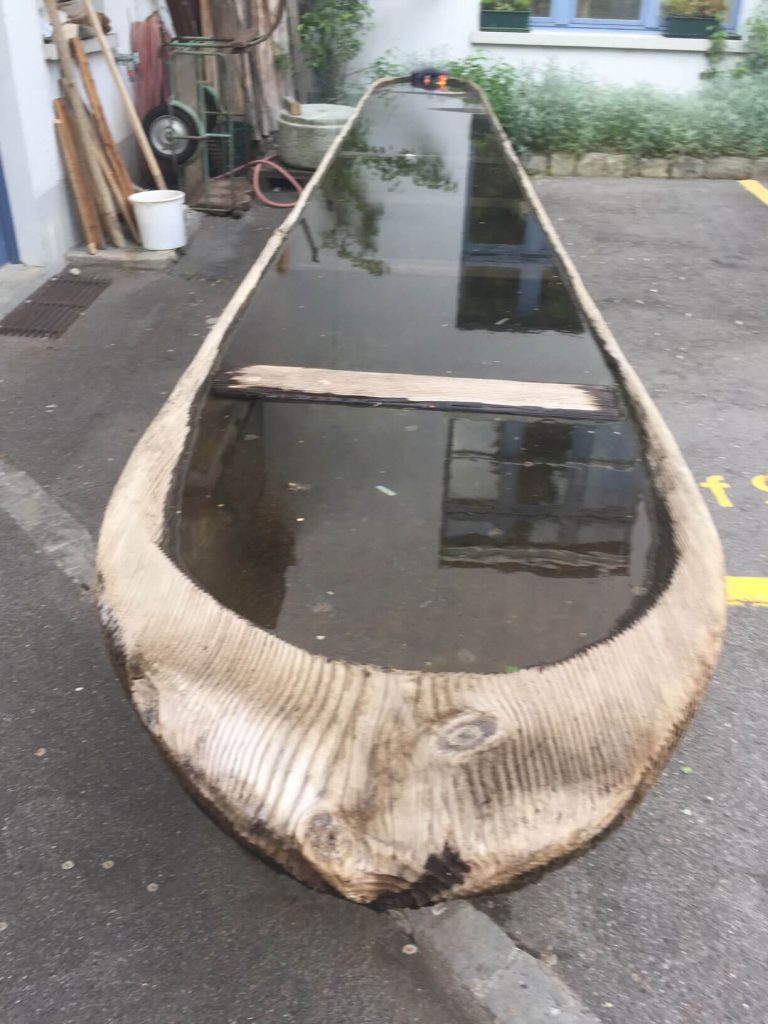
[53,98,104,253]
[233,0,261,138]
[63,74,127,249]
[71,39,140,244]
[81,0,168,191]
[88,117,141,245]
[70,38,137,199]
[44,0,126,248]
[199,0,221,94]
[285,0,309,104]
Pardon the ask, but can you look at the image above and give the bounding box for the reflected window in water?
[441,418,641,577]
[457,116,582,334]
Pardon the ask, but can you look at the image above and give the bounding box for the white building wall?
[44,4,157,156]
[0,0,158,271]
[357,0,760,92]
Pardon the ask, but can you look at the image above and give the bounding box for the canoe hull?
[98,78,725,905]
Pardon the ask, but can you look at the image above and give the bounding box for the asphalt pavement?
[0,206,486,1024]
[484,177,768,1024]
[1,177,766,1024]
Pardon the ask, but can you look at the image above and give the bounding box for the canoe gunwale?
[97,77,726,905]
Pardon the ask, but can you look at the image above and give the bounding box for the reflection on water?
[220,86,609,385]
[311,124,457,277]
[170,83,670,673]
[457,116,582,334]
[172,400,660,673]
[442,419,641,577]
[176,401,296,630]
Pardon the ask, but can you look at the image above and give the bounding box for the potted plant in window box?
[663,0,727,37]
[480,0,532,33]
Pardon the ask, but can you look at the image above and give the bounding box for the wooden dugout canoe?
[98,77,726,905]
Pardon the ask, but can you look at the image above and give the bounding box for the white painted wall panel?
[357,0,760,92]
[0,0,156,268]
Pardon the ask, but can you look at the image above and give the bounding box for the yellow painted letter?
[751,474,768,501]
[699,474,734,508]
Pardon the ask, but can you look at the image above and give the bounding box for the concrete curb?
[0,264,51,319]
[66,208,206,271]
[66,245,181,271]
[392,902,602,1024]
[522,151,766,179]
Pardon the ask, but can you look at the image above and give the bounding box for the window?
[531,0,656,29]
[531,0,739,30]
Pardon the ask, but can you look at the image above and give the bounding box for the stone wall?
[521,152,768,179]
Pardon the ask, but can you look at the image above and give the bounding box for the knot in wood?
[305,812,354,863]
[437,713,498,754]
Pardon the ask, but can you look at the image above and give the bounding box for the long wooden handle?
[82,0,167,191]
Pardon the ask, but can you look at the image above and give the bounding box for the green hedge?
[445,58,768,157]
[364,56,768,157]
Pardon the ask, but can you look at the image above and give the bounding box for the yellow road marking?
[739,179,768,206]
[726,576,768,606]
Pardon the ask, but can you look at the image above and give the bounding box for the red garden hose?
[251,158,303,208]
[208,157,303,208]
[131,15,168,119]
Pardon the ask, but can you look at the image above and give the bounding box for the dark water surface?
[169,83,668,672]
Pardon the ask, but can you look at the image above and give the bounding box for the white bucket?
[128,189,187,250]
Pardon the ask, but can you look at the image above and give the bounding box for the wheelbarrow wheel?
[143,102,200,166]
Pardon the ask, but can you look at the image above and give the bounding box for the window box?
[43,31,117,61]
[664,13,718,34]
[474,0,741,32]
[480,9,532,31]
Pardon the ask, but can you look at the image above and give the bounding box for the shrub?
[357,54,768,156]
[663,0,727,17]
[734,4,768,75]
[481,0,531,11]
[300,0,372,101]
[442,59,768,156]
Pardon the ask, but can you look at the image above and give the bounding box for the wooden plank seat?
[212,365,621,419]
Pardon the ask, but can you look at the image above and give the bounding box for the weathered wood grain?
[97,78,726,906]
[213,364,620,418]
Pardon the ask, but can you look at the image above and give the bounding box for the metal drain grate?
[0,272,111,339]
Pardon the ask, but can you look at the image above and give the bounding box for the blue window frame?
[530,0,739,31]
[0,156,19,266]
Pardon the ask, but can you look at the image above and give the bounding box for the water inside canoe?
[167,83,671,673]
